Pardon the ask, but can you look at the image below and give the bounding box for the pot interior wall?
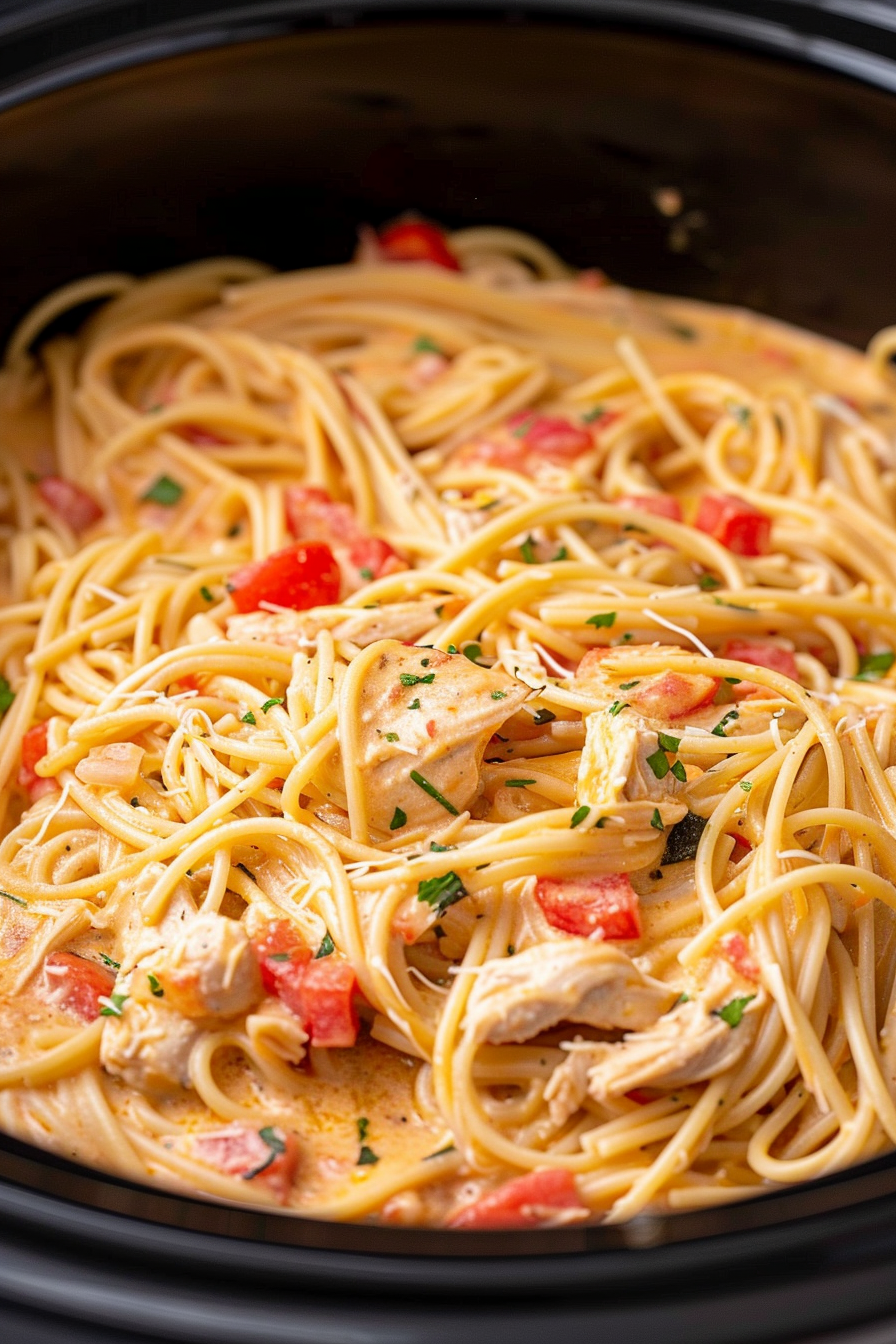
[0,19,895,347]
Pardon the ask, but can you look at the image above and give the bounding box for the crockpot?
[3,3,896,1340]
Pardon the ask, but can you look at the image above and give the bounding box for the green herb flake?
[596,816,611,828]
[520,535,538,564]
[712,709,740,738]
[854,651,896,682]
[410,770,459,815]
[661,811,709,865]
[728,403,752,427]
[671,759,688,783]
[99,953,120,970]
[619,680,640,691]
[412,334,442,354]
[147,972,164,998]
[242,1126,287,1180]
[315,932,335,959]
[713,598,756,613]
[724,676,742,685]
[199,586,214,603]
[586,611,616,629]
[359,566,374,581]
[507,945,516,956]
[650,808,665,831]
[260,697,283,714]
[505,779,536,788]
[657,732,681,753]
[390,806,407,831]
[424,1144,457,1160]
[715,995,756,1028]
[491,690,507,701]
[552,546,569,562]
[384,732,399,742]
[408,698,421,711]
[698,573,721,591]
[268,952,291,963]
[582,405,605,423]
[675,992,691,1006]
[646,747,671,779]
[511,414,535,439]
[0,676,15,716]
[417,870,467,915]
[400,672,436,687]
[141,474,184,507]
[533,708,556,725]
[430,841,455,853]
[570,805,590,829]
[99,992,128,1018]
[241,710,256,725]
[608,700,629,717]
[463,643,484,665]
[740,779,753,793]
[0,890,27,907]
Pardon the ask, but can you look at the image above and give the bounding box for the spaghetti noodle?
[1,218,896,1227]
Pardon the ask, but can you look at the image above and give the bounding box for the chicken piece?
[577,708,686,818]
[100,998,201,1096]
[575,646,719,723]
[544,963,763,1123]
[146,911,263,1019]
[331,639,530,833]
[463,940,677,1046]
[226,599,453,653]
[115,863,199,974]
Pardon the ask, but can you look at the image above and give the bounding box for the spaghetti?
[1,218,896,1227]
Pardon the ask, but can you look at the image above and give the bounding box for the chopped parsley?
[670,759,688,783]
[511,414,535,439]
[141,474,184,507]
[199,585,214,603]
[586,611,616,629]
[713,598,756,613]
[99,993,128,1018]
[728,403,752,426]
[408,698,421,711]
[657,732,680,753]
[520,535,538,564]
[533,708,556,725]
[359,566,374,581]
[650,808,665,831]
[553,546,569,561]
[358,1145,380,1166]
[99,953,120,970]
[424,1144,457,1160]
[410,770,459,815]
[570,805,590,828]
[582,405,605,423]
[619,680,640,691]
[698,573,721,591]
[491,690,507,700]
[390,806,407,830]
[412,334,442,354]
[505,779,536,788]
[712,709,740,738]
[430,841,455,852]
[241,710,256,725]
[714,995,756,1028]
[0,890,27,907]
[463,643,484,665]
[0,675,14,716]
[384,732,399,742]
[608,700,629,717]
[315,932,335,959]
[400,672,435,687]
[147,972,164,998]
[854,651,896,682]
[740,779,753,793]
[243,1126,286,1180]
[260,698,283,713]
[596,816,610,828]
[661,811,709,864]
[417,871,467,915]
[646,747,671,779]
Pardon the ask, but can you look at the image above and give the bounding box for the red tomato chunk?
[694,493,771,556]
[41,951,115,1022]
[18,721,56,802]
[719,932,760,983]
[192,1123,299,1203]
[228,542,340,613]
[252,925,360,1048]
[535,874,641,940]
[448,1168,586,1230]
[616,493,683,522]
[377,220,460,270]
[506,411,594,461]
[721,639,799,698]
[38,476,103,533]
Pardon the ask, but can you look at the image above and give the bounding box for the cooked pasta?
[2,217,896,1227]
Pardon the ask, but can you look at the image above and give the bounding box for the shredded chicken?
[578,709,686,819]
[149,911,262,1019]
[226,599,454,651]
[463,940,677,1046]
[545,962,763,1123]
[330,639,530,832]
[100,998,201,1095]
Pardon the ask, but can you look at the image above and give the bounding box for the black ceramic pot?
[2,4,896,1340]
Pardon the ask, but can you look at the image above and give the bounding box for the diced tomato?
[228,541,340,614]
[719,931,760,983]
[535,873,641,940]
[506,411,594,462]
[729,832,753,857]
[252,920,311,995]
[616,493,683,523]
[177,424,231,446]
[285,485,358,544]
[18,721,56,802]
[192,1123,299,1203]
[347,535,405,581]
[41,951,115,1023]
[721,639,799,698]
[626,1089,656,1105]
[448,1168,585,1230]
[37,476,103,533]
[292,958,360,1049]
[627,670,720,720]
[694,493,772,557]
[377,220,460,271]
